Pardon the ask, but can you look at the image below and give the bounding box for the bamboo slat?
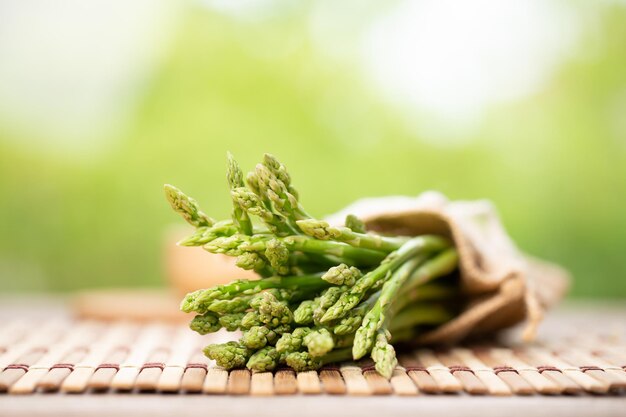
[1,319,625,397]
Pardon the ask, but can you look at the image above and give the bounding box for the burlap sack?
[326,191,570,345]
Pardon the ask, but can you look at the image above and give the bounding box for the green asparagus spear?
[227,153,253,235]
[241,326,279,349]
[302,328,334,357]
[189,312,221,335]
[219,313,246,331]
[247,346,280,372]
[164,184,213,228]
[296,219,408,252]
[263,153,299,200]
[293,299,319,325]
[370,330,397,379]
[204,342,251,369]
[256,291,293,327]
[389,303,454,332]
[321,264,362,286]
[275,327,311,355]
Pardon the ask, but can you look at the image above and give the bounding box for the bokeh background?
[0,0,625,298]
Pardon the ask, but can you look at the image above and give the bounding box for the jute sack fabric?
[326,191,570,344]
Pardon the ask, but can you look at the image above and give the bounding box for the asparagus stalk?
[320,235,450,323]
[353,248,459,360]
[393,284,459,313]
[389,303,454,332]
[352,256,425,359]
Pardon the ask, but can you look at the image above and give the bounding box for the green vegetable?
[227,152,254,235]
[247,346,280,372]
[319,235,449,323]
[203,342,251,369]
[321,264,361,286]
[370,330,397,379]
[167,153,460,379]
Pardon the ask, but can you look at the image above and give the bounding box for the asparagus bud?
[275,327,311,354]
[190,312,221,335]
[333,309,366,336]
[293,299,318,325]
[256,292,293,327]
[203,235,248,256]
[241,311,262,329]
[235,252,266,270]
[227,152,253,235]
[241,326,274,349]
[226,152,245,187]
[219,313,245,331]
[345,214,366,233]
[314,286,348,323]
[247,346,280,372]
[370,330,397,379]
[296,219,342,240]
[245,171,266,202]
[303,328,334,357]
[263,153,292,191]
[164,184,213,228]
[203,342,251,369]
[285,351,322,372]
[264,238,290,275]
[322,264,362,286]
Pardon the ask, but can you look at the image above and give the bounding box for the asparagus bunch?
[166,153,460,378]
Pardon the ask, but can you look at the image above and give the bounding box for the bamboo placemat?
[1,318,625,396]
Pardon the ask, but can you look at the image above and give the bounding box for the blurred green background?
[0,0,625,298]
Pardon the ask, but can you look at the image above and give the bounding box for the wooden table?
[1,296,624,417]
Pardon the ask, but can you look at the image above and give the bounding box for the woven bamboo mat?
[1,318,625,396]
